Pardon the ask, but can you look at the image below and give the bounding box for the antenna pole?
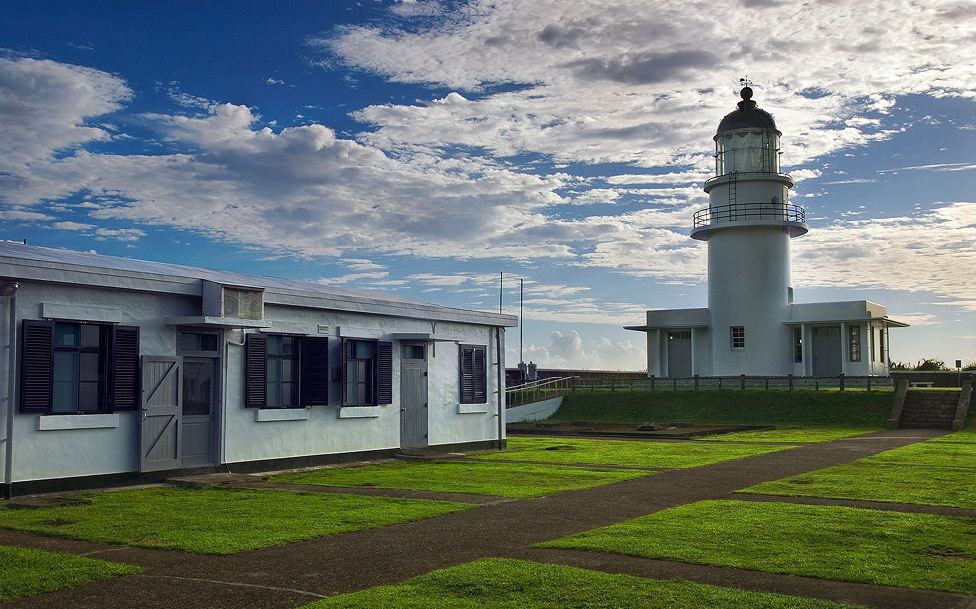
[519,278,524,364]
[498,272,503,314]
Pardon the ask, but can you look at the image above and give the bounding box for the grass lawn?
[1,545,141,602]
[550,390,893,428]
[271,460,652,498]
[0,487,471,554]
[702,427,877,443]
[298,558,866,609]
[739,433,976,508]
[539,500,976,595]
[471,436,797,468]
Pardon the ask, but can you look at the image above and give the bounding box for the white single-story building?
[0,241,517,496]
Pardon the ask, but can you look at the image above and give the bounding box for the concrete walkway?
[1,429,973,609]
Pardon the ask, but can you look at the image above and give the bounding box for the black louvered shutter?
[110,326,140,410]
[301,337,329,406]
[245,333,267,408]
[21,320,53,413]
[473,346,487,403]
[460,346,474,403]
[376,341,392,405]
[341,338,349,405]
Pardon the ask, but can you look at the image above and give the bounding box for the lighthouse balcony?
[691,202,808,240]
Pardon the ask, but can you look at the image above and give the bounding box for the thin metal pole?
[498,272,503,314]
[3,282,19,499]
[519,278,523,365]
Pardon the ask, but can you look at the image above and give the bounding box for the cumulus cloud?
[519,330,646,370]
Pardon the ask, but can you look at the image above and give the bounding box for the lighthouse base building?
[628,88,907,378]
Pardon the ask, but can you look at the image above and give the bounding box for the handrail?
[506,376,579,408]
[694,202,805,228]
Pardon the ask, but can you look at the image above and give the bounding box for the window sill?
[457,403,489,414]
[255,409,310,422]
[338,406,383,419]
[37,413,120,431]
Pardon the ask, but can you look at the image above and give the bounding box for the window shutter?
[460,346,474,403]
[21,319,54,413]
[110,326,140,410]
[376,341,392,405]
[245,333,267,408]
[341,338,349,405]
[300,337,329,406]
[473,346,487,403]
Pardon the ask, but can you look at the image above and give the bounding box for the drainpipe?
[2,282,19,500]
[495,326,504,449]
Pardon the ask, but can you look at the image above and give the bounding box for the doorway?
[400,343,428,449]
[178,331,221,467]
[667,330,692,377]
[811,326,842,377]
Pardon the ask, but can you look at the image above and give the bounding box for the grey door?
[141,356,182,472]
[812,326,842,376]
[667,331,692,377]
[400,343,428,449]
[181,357,217,467]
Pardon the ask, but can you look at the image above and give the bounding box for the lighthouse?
[691,86,808,375]
[628,87,907,379]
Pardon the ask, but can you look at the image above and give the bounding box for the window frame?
[20,319,140,414]
[459,344,488,404]
[793,327,803,363]
[730,326,745,350]
[244,333,329,409]
[848,325,861,362]
[340,338,392,407]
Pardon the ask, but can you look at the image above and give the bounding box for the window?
[793,327,803,363]
[879,328,885,366]
[341,338,392,406]
[459,345,487,404]
[848,326,861,362]
[222,286,263,320]
[869,326,876,362]
[21,320,139,414]
[245,334,329,408]
[730,326,745,350]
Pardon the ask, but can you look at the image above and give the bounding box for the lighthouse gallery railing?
[693,202,805,228]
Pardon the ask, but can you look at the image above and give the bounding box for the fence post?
[765,377,769,390]
[673,377,677,390]
[815,378,820,390]
[839,373,845,391]
[650,375,655,390]
[788,374,794,391]
[867,376,872,391]
[610,376,615,392]
[718,378,723,390]
[694,374,699,390]
[740,374,746,390]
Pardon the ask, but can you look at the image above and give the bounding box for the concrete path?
[1,429,973,609]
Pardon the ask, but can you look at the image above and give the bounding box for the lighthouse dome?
[717,87,777,134]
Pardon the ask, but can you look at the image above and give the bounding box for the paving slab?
[2,428,972,609]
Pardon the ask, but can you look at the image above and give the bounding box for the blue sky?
[1,0,974,369]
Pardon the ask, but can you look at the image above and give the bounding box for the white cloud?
[519,330,645,370]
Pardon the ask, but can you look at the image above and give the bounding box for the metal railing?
[568,374,894,392]
[506,376,579,408]
[693,202,805,228]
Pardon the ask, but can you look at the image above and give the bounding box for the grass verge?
[298,557,866,609]
[739,433,976,508]
[701,427,876,443]
[472,436,796,468]
[271,460,651,498]
[550,390,892,428]
[0,487,471,554]
[539,500,976,594]
[1,545,141,602]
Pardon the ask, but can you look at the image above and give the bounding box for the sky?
[0,0,974,370]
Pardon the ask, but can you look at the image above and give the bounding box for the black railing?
[569,374,893,392]
[693,202,805,228]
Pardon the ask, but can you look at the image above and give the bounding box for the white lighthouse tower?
[690,86,808,375]
[629,87,907,379]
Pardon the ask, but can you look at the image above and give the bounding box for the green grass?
[550,390,893,428]
[299,558,866,609]
[271,461,651,498]
[0,545,141,602]
[739,434,976,508]
[471,436,797,468]
[0,487,471,554]
[702,426,876,443]
[539,500,976,594]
